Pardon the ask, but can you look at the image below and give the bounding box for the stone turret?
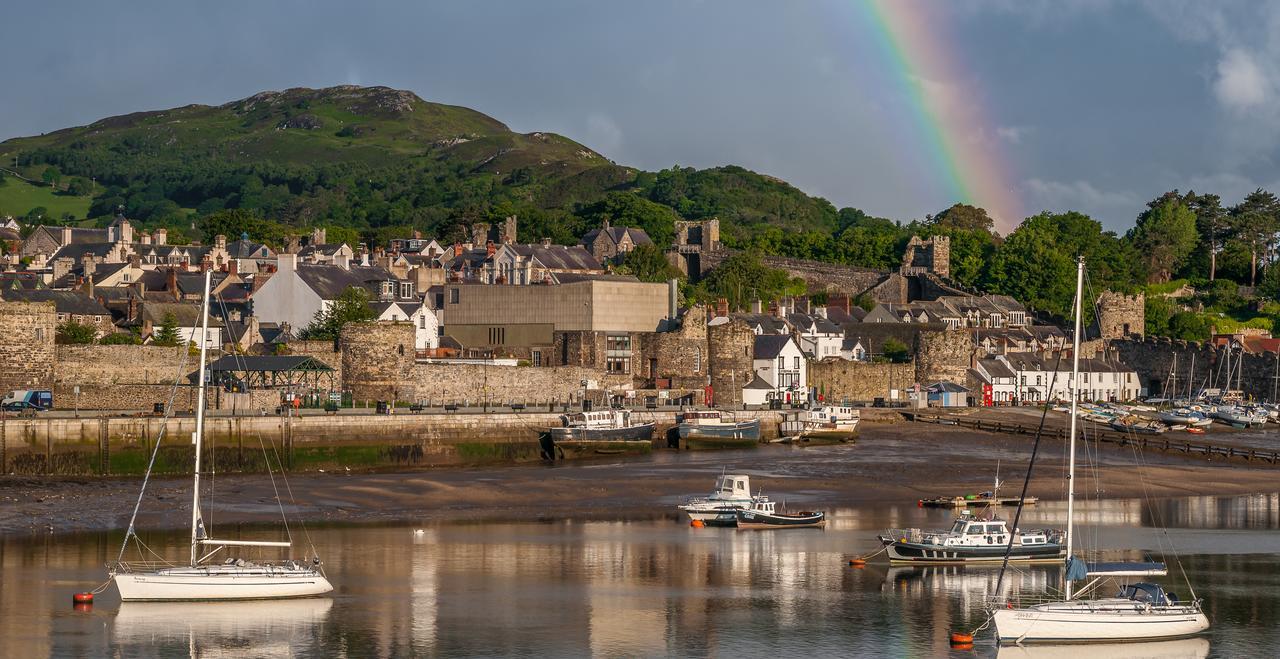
[1096,291,1144,339]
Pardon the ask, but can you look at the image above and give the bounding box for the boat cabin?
[564,409,632,429]
[680,410,723,423]
[712,474,752,499]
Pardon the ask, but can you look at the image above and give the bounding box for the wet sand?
[2,422,1277,535]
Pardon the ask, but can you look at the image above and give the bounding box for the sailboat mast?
[1065,257,1084,600]
[189,270,213,567]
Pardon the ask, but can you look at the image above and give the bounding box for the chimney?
[127,294,137,323]
[81,253,96,277]
[228,259,238,276]
[120,219,133,244]
[358,245,370,267]
[541,237,551,247]
[716,297,729,318]
[453,243,464,258]
[140,233,151,246]
[486,240,496,257]
[668,278,679,321]
[334,253,351,270]
[814,306,828,319]
[277,253,297,274]
[61,226,73,245]
[215,234,227,250]
[85,274,94,299]
[153,228,167,246]
[167,268,179,300]
[751,300,763,314]
[53,257,73,281]
[129,254,141,269]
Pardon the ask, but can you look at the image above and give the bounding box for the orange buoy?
[849,558,867,567]
[73,592,94,604]
[690,519,705,528]
[917,499,924,508]
[949,632,974,645]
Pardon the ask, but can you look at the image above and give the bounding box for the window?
[606,334,632,374]
[419,314,427,329]
[450,288,459,304]
[778,356,785,372]
[400,282,413,298]
[532,350,542,367]
[794,356,800,370]
[693,348,701,372]
[607,356,630,374]
[487,327,506,344]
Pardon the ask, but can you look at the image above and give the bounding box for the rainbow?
[854,0,1023,230]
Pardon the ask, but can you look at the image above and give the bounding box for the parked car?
[2,390,53,412]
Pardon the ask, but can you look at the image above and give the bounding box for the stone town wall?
[914,329,974,385]
[340,321,414,401]
[0,300,56,394]
[405,363,631,405]
[52,344,195,410]
[1108,336,1280,400]
[707,318,756,407]
[808,360,916,402]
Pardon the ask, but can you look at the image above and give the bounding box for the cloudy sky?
[3,0,1278,233]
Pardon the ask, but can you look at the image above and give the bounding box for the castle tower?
[1096,291,1144,339]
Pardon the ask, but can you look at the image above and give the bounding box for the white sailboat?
[992,257,1208,644]
[110,270,332,601]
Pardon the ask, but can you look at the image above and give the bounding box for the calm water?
[3,495,1279,658]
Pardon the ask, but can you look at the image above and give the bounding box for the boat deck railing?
[883,528,924,543]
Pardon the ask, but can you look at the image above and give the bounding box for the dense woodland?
[3,87,1280,341]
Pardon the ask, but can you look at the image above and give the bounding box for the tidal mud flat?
[2,423,1276,535]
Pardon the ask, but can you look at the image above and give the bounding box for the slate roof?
[226,239,274,259]
[0,272,44,290]
[138,302,224,327]
[296,243,348,258]
[507,243,602,270]
[581,226,653,249]
[753,334,795,359]
[735,313,789,334]
[49,242,119,263]
[928,381,970,393]
[978,357,1017,379]
[743,372,775,390]
[294,263,398,299]
[0,289,111,315]
[370,301,419,318]
[207,355,334,372]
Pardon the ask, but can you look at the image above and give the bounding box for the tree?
[1129,198,1197,282]
[929,203,995,233]
[299,286,376,340]
[577,191,681,246]
[1228,188,1280,287]
[881,337,911,363]
[693,252,806,310]
[152,312,182,346]
[617,243,683,283]
[1167,312,1212,341]
[41,165,62,188]
[99,332,141,345]
[56,320,97,344]
[1184,191,1226,281]
[66,177,92,196]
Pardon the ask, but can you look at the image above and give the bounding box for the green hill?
[0,175,92,220]
[0,85,848,248]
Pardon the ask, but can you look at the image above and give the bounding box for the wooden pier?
[904,412,1280,466]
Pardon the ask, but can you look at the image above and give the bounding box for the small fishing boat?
[918,492,1038,508]
[1156,408,1212,427]
[676,409,760,449]
[549,409,655,441]
[678,473,768,526]
[1110,415,1167,435]
[792,405,860,444]
[879,512,1064,565]
[735,506,826,529]
[1211,405,1267,428]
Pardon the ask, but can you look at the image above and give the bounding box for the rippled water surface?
[3,494,1279,657]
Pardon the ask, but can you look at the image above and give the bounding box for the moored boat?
[735,507,826,529]
[795,405,860,444]
[1110,414,1167,434]
[879,513,1064,565]
[549,409,655,441]
[676,410,760,449]
[677,473,767,526]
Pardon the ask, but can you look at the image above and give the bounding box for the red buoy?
[73,592,94,604]
[690,519,705,528]
[917,499,924,508]
[950,631,974,645]
[848,558,867,568]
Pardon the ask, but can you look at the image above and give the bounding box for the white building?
[371,300,439,351]
[748,334,807,405]
[251,254,418,335]
[973,352,1142,404]
[787,312,844,360]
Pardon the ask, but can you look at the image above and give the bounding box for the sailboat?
[991,257,1208,644]
[110,271,333,601]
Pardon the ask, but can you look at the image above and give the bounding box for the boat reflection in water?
[882,565,1059,613]
[996,636,1209,659]
[112,598,333,657]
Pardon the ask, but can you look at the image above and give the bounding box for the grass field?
[0,176,92,219]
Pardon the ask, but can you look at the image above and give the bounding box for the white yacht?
[110,271,332,601]
[992,257,1208,644]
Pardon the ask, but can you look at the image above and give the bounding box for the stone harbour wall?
[52,344,195,410]
[1108,336,1280,400]
[405,362,631,406]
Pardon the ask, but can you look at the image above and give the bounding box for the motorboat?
[1211,405,1267,428]
[879,512,1064,565]
[549,409,655,441]
[792,405,860,443]
[110,271,332,601]
[676,409,760,449]
[1109,415,1167,434]
[1155,408,1212,427]
[677,473,768,526]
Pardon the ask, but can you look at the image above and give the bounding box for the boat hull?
[677,419,761,441]
[735,510,826,529]
[993,602,1209,644]
[880,538,1065,565]
[549,423,655,442]
[114,567,333,601]
[683,507,743,526]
